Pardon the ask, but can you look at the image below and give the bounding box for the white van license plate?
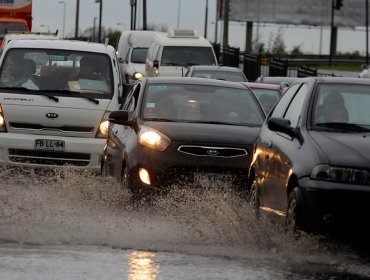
[35,139,65,151]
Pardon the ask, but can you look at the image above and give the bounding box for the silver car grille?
[177,145,248,158]
[9,122,94,133]
[8,149,91,166]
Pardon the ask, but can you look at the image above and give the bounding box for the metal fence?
[218,47,321,81]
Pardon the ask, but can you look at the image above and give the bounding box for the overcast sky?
[31,0,369,55]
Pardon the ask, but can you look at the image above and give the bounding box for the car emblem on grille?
[46,113,59,119]
[206,149,220,156]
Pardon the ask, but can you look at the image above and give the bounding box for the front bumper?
[126,143,251,192]
[0,133,106,171]
[298,177,370,228]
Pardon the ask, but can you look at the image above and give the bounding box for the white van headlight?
[96,111,110,138]
[133,72,143,80]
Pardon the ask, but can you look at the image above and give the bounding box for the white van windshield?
[0,48,113,97]
[131,48,148,63]
[161,46,216,67]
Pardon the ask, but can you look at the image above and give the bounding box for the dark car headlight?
[311,164,370,185]
[138,126,171,151]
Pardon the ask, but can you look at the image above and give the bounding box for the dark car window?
[142,83,265,126]
[283,84,308,127]
[270,83,301,118]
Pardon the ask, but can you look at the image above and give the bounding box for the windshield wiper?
[41,89,99,105]
[144,118,176,122]
[315,122,370,132]
[0,86,59,102]
[188,120,246,126]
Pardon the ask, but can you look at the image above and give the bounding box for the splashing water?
[0,166,369,277]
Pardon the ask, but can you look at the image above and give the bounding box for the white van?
[0,39,123,172]
[116,30,160,84]
[145,29,218,77]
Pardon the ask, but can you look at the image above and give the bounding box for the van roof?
[152,30,212,47]
[119,30,161,48]
[5,39,116,56]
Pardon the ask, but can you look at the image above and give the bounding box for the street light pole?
[93,17,97,42]
[75,0,79,38]
[96,0,103,43]
[366,0,369,64]
[177,0,181,28]
[204,0,208,38]
[58,1,66,38]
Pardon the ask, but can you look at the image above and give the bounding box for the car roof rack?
[5,30,59,36]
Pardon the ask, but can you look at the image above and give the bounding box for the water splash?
[0,167,368,276]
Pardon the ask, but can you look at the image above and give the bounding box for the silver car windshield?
[142,83,265,126]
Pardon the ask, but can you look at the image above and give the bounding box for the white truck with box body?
[0,39,124,172]
[145,29,218,77]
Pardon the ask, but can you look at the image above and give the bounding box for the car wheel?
[285,187,304,235]
[249,182,260,218]
[101,158,109,177]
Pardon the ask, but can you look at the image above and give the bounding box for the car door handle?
[268,141,273,149]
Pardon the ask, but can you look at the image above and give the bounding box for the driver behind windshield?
[0,55,39,90]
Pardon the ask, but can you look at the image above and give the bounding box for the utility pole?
[143,0,147,30]
[366,0,369,64]
[330,0,343,66]
[93,17,97,42]
[74,0,80,38]
[222,0,229,48]
[98,0,102,42]
[130,0,136,30]
[204,0,208,38]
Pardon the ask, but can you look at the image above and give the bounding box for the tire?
[249,182,260,218]
[285,187,305,235]
[101,158,109,177]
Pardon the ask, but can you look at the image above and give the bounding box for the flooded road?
[0,168,369,279]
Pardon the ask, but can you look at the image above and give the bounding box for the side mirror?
[109,110,134,126]
[268,117,304,144]
[268,117,295,138]
[153,60,159,69]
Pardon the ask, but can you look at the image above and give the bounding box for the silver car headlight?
[138,126,171,151]
[311,164,370,185]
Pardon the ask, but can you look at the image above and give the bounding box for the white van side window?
[154,44,161,61]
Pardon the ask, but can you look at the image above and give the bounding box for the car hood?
[143,121,260,146]
[310,131,370,167]
[126,63,145,75]
[1,94,111,138]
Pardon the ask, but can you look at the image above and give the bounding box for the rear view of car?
[186,65,248,82]
[0,39,122,172]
